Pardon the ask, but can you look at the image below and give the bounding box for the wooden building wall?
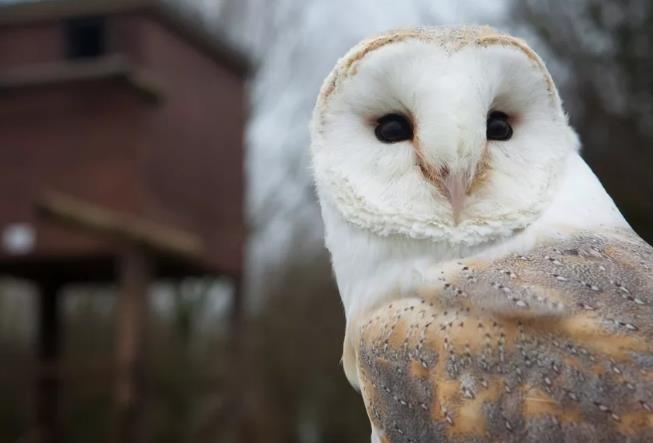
[0,12,246,277]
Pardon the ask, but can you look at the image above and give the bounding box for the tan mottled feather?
[354,231,653,442]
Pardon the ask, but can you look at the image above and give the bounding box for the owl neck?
[320,152,629,322]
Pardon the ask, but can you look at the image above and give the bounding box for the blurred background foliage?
[515,0,653,240]
[0,0,651,442]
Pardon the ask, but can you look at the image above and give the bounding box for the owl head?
[311,26,579,250]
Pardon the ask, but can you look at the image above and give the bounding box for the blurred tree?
[515,0,653,241]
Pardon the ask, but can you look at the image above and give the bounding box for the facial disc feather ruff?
[311,26,577,247]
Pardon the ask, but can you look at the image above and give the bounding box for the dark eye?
[375,113,413,143]
[486,111,513,141]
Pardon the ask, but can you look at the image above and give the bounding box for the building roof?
[0,0,253,76]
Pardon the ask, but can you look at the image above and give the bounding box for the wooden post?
[34,280,63,443]
[34,192,211,442]
[229,276,250,443]
[229,276,243,357]
[112,246,151,443]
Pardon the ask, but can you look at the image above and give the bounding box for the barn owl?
[310,26,653,442]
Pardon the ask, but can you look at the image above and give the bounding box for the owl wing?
[354,230,653,442]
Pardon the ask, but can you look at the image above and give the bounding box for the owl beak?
[416,144,488,225]
[442,171,470,225]
[417,160,471,225]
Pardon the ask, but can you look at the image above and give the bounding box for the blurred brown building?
[0,0,249,442]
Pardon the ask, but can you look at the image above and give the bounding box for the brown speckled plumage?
[355,231,653,442]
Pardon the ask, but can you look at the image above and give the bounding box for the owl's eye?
[486,111,513,141]
[375,114,413,143]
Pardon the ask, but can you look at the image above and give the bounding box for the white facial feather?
[310,26,629,321]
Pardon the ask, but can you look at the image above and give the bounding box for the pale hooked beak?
[417,161,471,225]
[415,145,489,225]
[441,169,471,225]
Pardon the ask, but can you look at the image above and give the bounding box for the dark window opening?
[65,17,107,59]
